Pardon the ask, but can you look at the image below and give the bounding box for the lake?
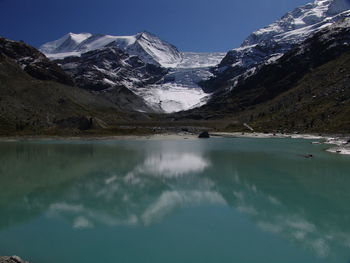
[0,138,349,263]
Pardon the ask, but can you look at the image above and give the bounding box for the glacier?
[133,52,225,113]
[41,33,225,113]
[39,0,350,113]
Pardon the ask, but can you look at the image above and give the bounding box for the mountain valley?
[1,0,350,135]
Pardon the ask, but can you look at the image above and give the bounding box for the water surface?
[0,138,349,263]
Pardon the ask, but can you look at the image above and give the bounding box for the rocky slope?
[0,37,73,86]
[202,0,350,92]
[0,37,150,135]
[55,45,167,112]
[59,46,167,92]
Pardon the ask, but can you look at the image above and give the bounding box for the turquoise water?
[0,138,350,263]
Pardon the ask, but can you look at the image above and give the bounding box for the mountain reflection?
[132,152,210,178]
[0,139,350,261]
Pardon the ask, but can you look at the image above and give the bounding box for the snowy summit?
[218,0,350,81]
[40,31,183,68]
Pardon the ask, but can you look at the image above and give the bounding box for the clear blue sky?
[0,0,311,52]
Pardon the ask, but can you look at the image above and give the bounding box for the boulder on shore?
[198,131,210,138]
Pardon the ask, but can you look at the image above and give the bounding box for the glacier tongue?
[134,84,210,113]
[132,52,225,113]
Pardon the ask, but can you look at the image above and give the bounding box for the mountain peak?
[40,31,182,67]
[208,0,350,94]
[40,32,92,54]
[241,0,350,49]
[137,30,156,37]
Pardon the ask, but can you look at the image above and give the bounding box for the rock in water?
[198,131,210,138]
[299,154,314,159]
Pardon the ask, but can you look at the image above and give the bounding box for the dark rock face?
[54,46,168,112]
[0,37,73,86]
[56,46,168,92]
[201,42,285,93]
[198,131,210,138]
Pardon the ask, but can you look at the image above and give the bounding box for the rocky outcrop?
[54,46,168,112]
[198,131,210,138]
[0,37,73,86]
[56,46,167,92]
[0,256,30,263]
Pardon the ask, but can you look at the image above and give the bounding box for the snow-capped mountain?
[43,31,225,113]
[207,0,350,91]
[197,15,350,129]
[38,0,350,114]
[39,33,92,55]
[57,46,167,91]
[55,45,167,112]
[40,32,182,68]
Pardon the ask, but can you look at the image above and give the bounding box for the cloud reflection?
[131,152,210,178]
[44,148,217,228]
[141,190,226,225]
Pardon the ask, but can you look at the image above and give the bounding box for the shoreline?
[211,132,350,155]
[0,132,349,155]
